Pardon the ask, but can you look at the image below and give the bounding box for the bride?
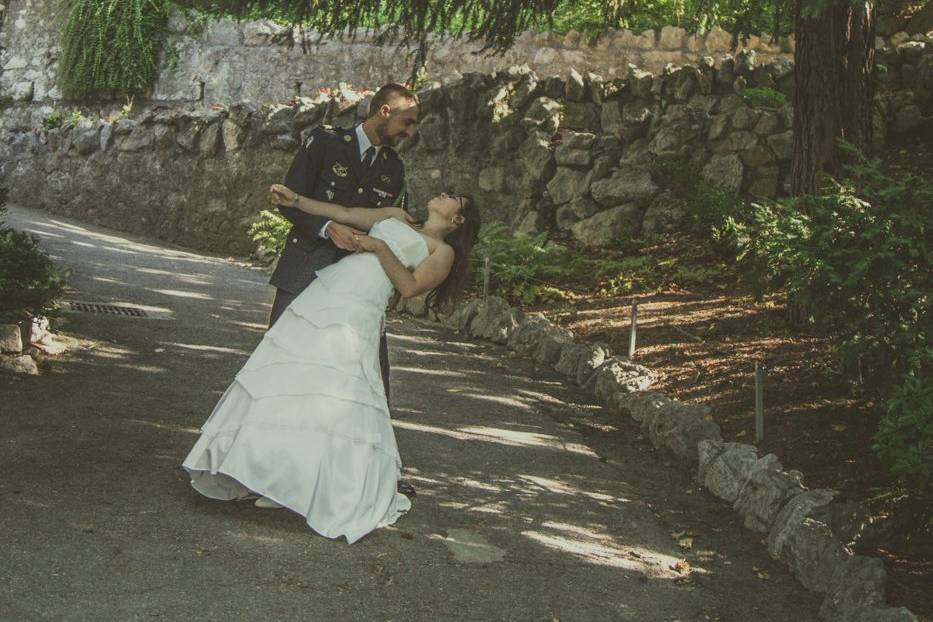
[182,185,480,543]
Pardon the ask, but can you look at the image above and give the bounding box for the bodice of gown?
[312,218,430,306]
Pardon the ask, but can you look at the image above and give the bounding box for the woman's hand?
[352,234,386,253]
[270,184,299,208]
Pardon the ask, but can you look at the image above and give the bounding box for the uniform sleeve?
[277,131,329,239]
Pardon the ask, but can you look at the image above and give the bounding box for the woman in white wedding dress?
[182,185,480,543]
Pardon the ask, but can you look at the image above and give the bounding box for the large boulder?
[648,122,700,158]
[562,102,601,132]
[702,153,744,192]
[469,296,523,344]
[697,441,760,502]
[555,343,611,385]
[733,460,806,533]
[546,167,592,206]
[641,191,687,236]
[513,130,556,193]
[0,325,23,354]
[590,168,660,207]
[532,325,575,366]
[523,97,562,134]
[643,400,720,463]
[555,196,600,231]
[555,131,596,167]
[587,357,656,402]
[507,313,556,355]
[819,555,919,621]
[0,354,39,376]
[442,298,483,332]
[570,203,643,247]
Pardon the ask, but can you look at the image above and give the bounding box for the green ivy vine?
[59,0,169,99]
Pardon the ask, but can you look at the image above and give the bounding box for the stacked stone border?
[393,293,918,622]
[0,316,67,375]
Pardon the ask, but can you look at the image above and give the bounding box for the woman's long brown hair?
[424,194,481,313]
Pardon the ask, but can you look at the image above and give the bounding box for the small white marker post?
[628,301,638,359]
[482,257,491,301]
[755,362,765,443]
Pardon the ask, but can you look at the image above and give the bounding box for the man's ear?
[379,103,392,119]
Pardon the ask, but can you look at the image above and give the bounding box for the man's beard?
[375,123,398,146]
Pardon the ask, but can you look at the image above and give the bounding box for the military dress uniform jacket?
[269,125,408,296]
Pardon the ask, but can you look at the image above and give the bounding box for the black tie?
[361,146,375,169]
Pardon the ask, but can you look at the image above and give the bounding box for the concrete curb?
[392,294,918,622]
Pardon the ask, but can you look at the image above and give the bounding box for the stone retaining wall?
[2,39,929,254]
[1,0,930,255]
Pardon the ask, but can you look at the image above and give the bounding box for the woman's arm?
[357,236,455,298]
[270,184,405,231]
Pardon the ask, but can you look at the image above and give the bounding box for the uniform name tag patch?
[373,188,394,199]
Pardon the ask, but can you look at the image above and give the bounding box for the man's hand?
[325,222,366,251]
[270,184,299,207]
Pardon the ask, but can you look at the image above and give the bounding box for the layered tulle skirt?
[182,270,411,544]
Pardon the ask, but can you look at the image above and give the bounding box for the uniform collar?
[355,124,382,160]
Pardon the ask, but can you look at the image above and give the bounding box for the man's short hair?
[368,83,419,117]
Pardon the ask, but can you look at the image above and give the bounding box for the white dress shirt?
[319,125,382,238]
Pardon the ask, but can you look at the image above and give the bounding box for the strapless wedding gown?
[182,218,428,543]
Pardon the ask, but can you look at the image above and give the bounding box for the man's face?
[375,97,419,146]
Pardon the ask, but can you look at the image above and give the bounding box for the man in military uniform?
[269,83,420,405]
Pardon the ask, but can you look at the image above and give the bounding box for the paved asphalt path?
[1,205,822,621]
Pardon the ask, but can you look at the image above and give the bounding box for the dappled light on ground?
[392,420,598,457]
[522,526,693,579]
[150,288,214,300]
[124,419,200,435]
[162,342,252,357]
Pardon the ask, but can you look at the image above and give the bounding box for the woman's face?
[428,192,464,221]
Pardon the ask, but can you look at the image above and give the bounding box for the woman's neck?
[418,215,453,241]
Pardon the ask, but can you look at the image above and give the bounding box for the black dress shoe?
[397,481,416,497]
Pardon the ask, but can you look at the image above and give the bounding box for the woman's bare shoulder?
[430,242,455,265]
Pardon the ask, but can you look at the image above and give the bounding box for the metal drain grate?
[66,301,148,317]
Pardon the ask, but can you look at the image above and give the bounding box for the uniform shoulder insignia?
[305,125,333,148]
[311,125,338,137]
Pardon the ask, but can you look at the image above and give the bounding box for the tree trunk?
[791,0,875,195]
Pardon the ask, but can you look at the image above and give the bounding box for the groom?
[269,83,420,400]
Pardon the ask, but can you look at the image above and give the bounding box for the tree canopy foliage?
[174,0,798,51]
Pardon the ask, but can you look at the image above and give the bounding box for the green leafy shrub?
[0,206,68,323]
[473,223,590,304]
[727,150,932,391]
[722,149,932,497]
[41,111,64,131]
[645,157,744,241]
[721,198,810,298]
[874,351,933,501]
[739,87,787,110]
[248,209,291,258]
[59,0,169,98]
[594,256,654,296]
